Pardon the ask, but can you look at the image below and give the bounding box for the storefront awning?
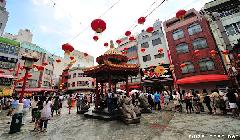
[176,74,228,85]
[15,88,56,92]
[0,74,15,79]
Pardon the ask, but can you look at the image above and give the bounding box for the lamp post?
[19,52,39,103]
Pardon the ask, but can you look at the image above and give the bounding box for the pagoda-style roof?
[83,41,139,78]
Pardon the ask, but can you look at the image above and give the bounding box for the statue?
[138,95,152,113]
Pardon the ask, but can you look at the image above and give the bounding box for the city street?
[1,106,240,140]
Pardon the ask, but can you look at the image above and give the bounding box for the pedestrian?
[203,89,212,114]
[0,96,3,112]
[218,92,227,115]
[154,91,161,111]
[198,91,205,112]
[164,91,170,110]
[184,91,192,114]
[173,91,182,112]
[76,94,82,113]
[226,88,239,118]
[52,96,59,117]
[192,91,200,114]
[67,94,73,114]
[22,96,31,125]
[31,96,38,123]
[40,97,52,132]
[147,93,154,110]
[58,96,63,115]
[211,89,220,114]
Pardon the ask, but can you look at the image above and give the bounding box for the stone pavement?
[0,106,240,140]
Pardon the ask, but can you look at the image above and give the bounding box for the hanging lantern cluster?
[91,19,106,33]
[62,43,74,55]
[93,36,99,41]
[146,27,154,33]
[138,17,146,24]
[176,10,187,20]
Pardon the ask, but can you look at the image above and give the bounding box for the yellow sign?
[0,87,13,96]
[154,66,165,76]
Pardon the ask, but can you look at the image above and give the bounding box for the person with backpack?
[52,96,59,117]
[67,94,73,114]
[226,88,239,118]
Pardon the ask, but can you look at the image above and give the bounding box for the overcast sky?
[5,0,212,60]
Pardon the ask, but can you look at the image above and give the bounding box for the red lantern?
[238,54,240,59]
[91,19,106,33]
[9,68,14,72]
[222,50,229,55]
[176,10,187,20]
[158,48,164,53]
[0,70,4,74]
[180,63,186,68]
[122,51,126,55]
[146,27,154,33]
[93,36,99,41]
[62,43,74,55]
[27,74,32,78]
[124,47,128,51]
[70,56,74,60]
[116,39,122,44]
[84,53,88,57]
[125,31,131,36]
[210,50,217,57]
[129,36,135,41]
[104,42,108,47]
[194,50,200,56]
[138,17,146,24]
[37,65,44,71]
[141,48,146,53]
[43,62,48,66]
[56,59,61,63]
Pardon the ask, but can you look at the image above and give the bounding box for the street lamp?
[19,52,39,103]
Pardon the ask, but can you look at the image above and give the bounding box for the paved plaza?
[0,106,240,140]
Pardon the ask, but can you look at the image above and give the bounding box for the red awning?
[0,74,15,79]
[15,88,56,92]
[176,74,228,85]
[129,85,141,89]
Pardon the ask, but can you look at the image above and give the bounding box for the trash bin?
[9,113,23,134]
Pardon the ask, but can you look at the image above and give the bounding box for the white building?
[67,67,94,94]
[3,29,33,43]
[137,20,170,69]
[0,0,8,36]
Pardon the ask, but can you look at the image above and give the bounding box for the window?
[141,42,149,48]
[192,38,208,50]
[142,54,151,62]
[188,23,202,35]
[77,81,81,86]
[72,82,75,87]
[68,83,70,87]
[219,7,240,18]
[73,73,76,78]
[181,62,195,74]
[152,38,161,46]
[225,22,240,36]
[152,30,159,36]
[154,53,164,59]
[176,43,189,53]
[142,35,149,39]
[45,69,51,75]
[43,81,50,87]
[172,29,184,40]
[199,58,215,71]
[78,73,82,77]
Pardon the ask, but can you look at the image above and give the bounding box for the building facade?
[163,9,227,90]
[3,29,33,43]
[137,20,170,68]
[0,0,8,36]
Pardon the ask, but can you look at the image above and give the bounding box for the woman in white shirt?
[40,97,52,132]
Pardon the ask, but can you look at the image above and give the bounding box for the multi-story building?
[66,67,94,94]
[163,9,228,90]
[0,37,20,95]
[0,0,8,36]
[65,50,94,68]
[16,42,55,89]
[137,20,170,68]
[203,0,240,87]
[3,29,33,43]
[116,37,141,90]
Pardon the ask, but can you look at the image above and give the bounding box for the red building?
[163,9,228,91]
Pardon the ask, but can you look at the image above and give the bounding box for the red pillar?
[20,67,30,103]
[126,76,129,96]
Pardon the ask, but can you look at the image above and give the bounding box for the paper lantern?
[176,10,187,20]
[56,59,61,63]
[9,68,14,72]
[125,31,131,36]
[37,65,44,71]
[222,50,229,55]
[0,70,4,74]
[146,27,154,33]
[27,74,32,78]
[129,36,135,41]
[43,62,48,66]
[141,48,146,53]
[116,39,122,44]
[62,43,74,55]
[70,56,74,60]
[91,19,106,33]
[93,36,99,41]
[194,50,200,56]
[122,51,126,55]
[180,63,186,68]
[238,54,240,59]
[104,42,108,47]
[84,53,88,57]
[210,50,217,57]
[138,17,146,24]
[158,48,164,53]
